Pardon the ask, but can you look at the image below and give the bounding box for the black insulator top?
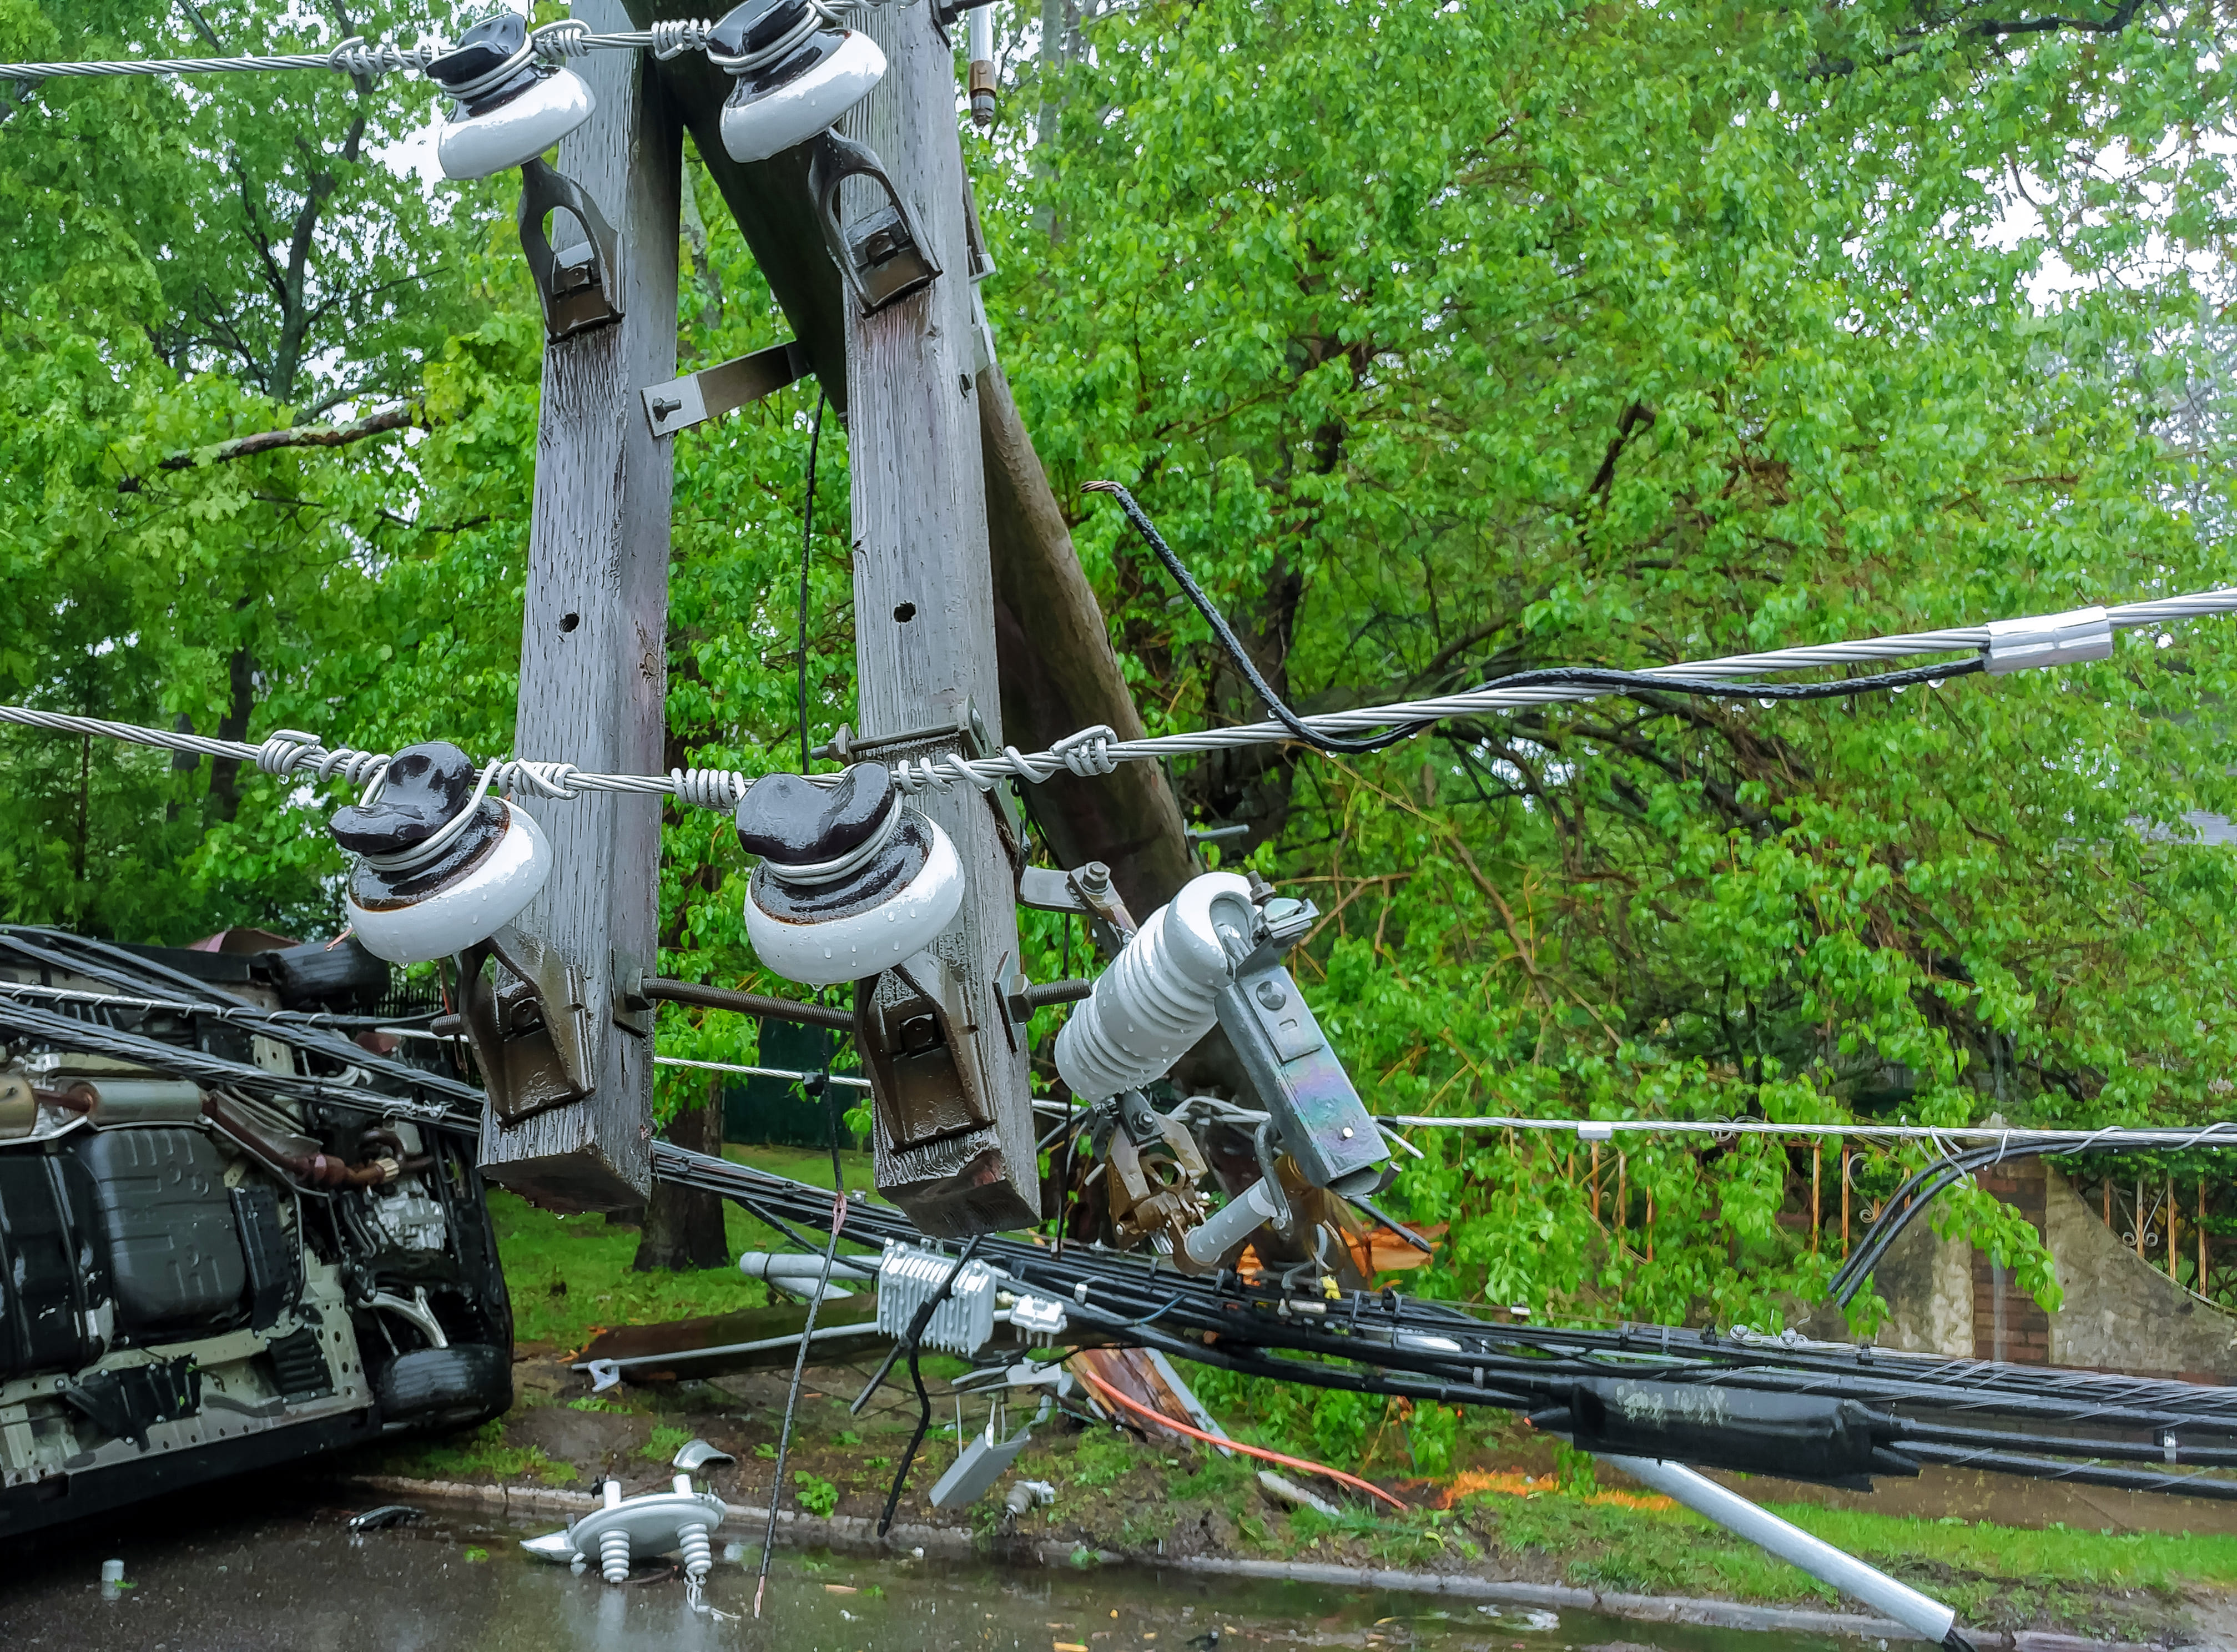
[735,763,895,869]
[710,0,815,61]
[424,12,540,111]
[331,741,479,856]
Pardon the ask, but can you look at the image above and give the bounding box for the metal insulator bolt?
[673,1475,713,1582]
[597,1478,630,1583]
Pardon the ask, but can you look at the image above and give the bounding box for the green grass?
[1067,1428,1138,1490]
[363,1419,580,1487]
[491,1142,880,1349]
[1430,1492,2237,1635]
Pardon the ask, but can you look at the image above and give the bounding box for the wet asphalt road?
[0,1479,1858,1652]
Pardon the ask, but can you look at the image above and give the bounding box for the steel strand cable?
[4,586,2231,804]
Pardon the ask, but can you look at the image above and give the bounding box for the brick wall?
[1971,1160,2051,1364]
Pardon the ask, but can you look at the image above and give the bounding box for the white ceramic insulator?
[438,69,597,180]
[720,31,885,162]
[745,814,964,988]
[348,800,551,965]
[1054,872,1254,1102]
[598,1525,631,1585]
[677,1521,712,1582]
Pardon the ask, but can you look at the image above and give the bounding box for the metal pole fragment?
[1600,1454,1963,1646]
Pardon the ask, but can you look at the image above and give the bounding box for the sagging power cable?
[0,18,772,83]
[1082,480,1429,754]
[754,1029,848,1619]
[798,391,828,776]
[646,1141,2237,1435]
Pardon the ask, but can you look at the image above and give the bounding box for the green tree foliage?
[4,0,2235,1352]
[991,0,2237,1329]
[0,1,845,1034]
[0,0,514,936]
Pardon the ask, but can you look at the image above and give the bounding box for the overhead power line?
[0,585,2223,809]
[1371,1114,2237,1151]
[0,19,738,83]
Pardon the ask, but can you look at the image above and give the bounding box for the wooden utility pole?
[839,2,1038,1233]
[625,2,1196,926]
[478,0,681,1212]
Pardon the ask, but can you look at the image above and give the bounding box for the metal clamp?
[1104,1095,1209,1257]
[1012,862,1137,965]
[854,948,995,1154]
[819,698,1026,853]
[807,129,940,315]
[1213,895,1387,1196]
[459,924,593,1122]
[1983,605,2113,675]
[517,158,624,341]
[641,338,812,439]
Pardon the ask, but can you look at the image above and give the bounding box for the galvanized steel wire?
[6,585,2231,809]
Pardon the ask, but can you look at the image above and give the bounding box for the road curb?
[328,1474,2200,1650]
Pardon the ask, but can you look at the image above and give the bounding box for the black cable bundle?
[1084,481,1983,754]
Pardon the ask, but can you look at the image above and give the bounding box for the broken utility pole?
[833,0,1040,1235]
[624,0,1196,925]
[478,0,681,1212]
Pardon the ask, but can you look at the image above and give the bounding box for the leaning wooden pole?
[976,363,1196,914]
[837,2,1040,1233]
[480,0,681,1211]
[624,0,1197,924]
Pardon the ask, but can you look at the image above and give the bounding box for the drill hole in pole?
[560,612,581,633]
[893,602,917,623]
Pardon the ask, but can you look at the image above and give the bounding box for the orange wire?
[1071,1364,1409,1513]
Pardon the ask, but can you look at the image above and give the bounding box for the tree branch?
[118,400,422,490]
[1958,0,2146,37]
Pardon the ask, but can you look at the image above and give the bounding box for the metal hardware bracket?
[611,947,653,1039]
[641,339,813,439]
[1016,868,1087,916]
[854,948,997,1155]
[517,158,626,342]
[459,924,594,1124]
[817,700,1026,854]
[806,128,940,316]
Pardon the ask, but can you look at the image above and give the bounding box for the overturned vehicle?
[0,926,507,1535]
